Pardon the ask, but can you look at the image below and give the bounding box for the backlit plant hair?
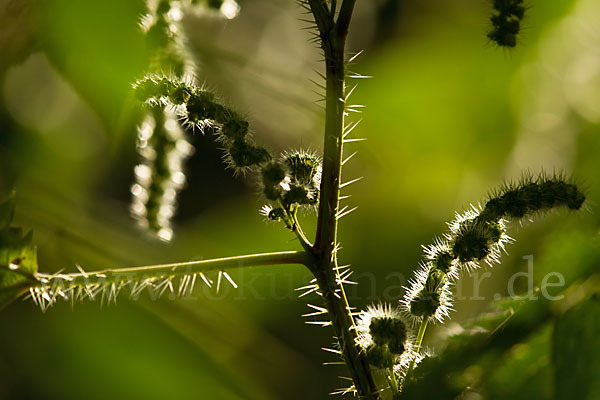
[0,1,590,399]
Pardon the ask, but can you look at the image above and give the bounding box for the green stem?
[291,206,314,251]
[277,200,313,252]
[31,251,310,287]
[306,0,333,34]
[407,318,429,374]
[387,367,400,397]
[306,1,380,398]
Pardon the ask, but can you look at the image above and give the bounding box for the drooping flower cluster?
[130,0,326,242]
[487,0,526,47]
[356,175,585,395]
[131,0,248,241]
[133,74,273,171]
[131,108,194,241]
[401,173,585,327]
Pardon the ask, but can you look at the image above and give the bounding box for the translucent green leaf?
[0,191,16,230]
[485,325,553,400]
[554,296,600,400]
[0,226,38,311]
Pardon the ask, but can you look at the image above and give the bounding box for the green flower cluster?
[402,174,585,325]
[134,75,272,172]
[487,0,526,47]
[260,151,321,231]
[357,304,410,370]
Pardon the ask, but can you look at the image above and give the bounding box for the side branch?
[24,251,310,288]
[306,0,333,35]
[335,0,356,38]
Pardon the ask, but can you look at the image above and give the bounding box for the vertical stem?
[308,1,380,398]
[313,36,345,255]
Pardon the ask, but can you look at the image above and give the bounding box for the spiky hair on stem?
[23,265,238,313]
[393,348,426,385]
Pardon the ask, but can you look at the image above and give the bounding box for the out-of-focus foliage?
[554,297,600,400]
[1,0,599,399]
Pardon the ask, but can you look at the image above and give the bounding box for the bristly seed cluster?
[131,0,247,242]
[356,174,585,393]
[260,150,322,230]
[356,304,419,387]
[487,0,526,47]
[401,173,585,327]
[131,109,194,241]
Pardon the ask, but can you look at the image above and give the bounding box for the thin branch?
[335,0,356,39]
[306,0,333,36]
[28,251,311,288]
[306,0,380,397]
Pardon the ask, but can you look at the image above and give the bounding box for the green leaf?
[485,325,553,400]
[0,226,38,311]
[0,191,16,230]
[553,296,600,400]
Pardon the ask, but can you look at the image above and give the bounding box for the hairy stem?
[30,251,310,288]
[308,1,380,398]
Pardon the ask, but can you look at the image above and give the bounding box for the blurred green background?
[1,0,599,399]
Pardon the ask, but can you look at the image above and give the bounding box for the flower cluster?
[401,173,585,327]
[131,0,248,241]
[355,174,585,395]
[357,304,411,369]
[487,0,526,47]
[133,74,272,172]
[131,109,194,241]
[131,0,198,241]
[260,150,322,228]
[356,304,424,393]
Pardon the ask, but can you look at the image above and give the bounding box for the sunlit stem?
[387,367,400,397]
[277,200,313,252]
[407,318,429,374]
[292,208,313,248]
[306,0,379,398]
[30,251,310,288]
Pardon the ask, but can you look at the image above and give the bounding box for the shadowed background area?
[1,0,599,399]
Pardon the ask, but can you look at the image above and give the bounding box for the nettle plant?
[0,0,592,399]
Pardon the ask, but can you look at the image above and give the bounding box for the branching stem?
[307,1,380,398]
